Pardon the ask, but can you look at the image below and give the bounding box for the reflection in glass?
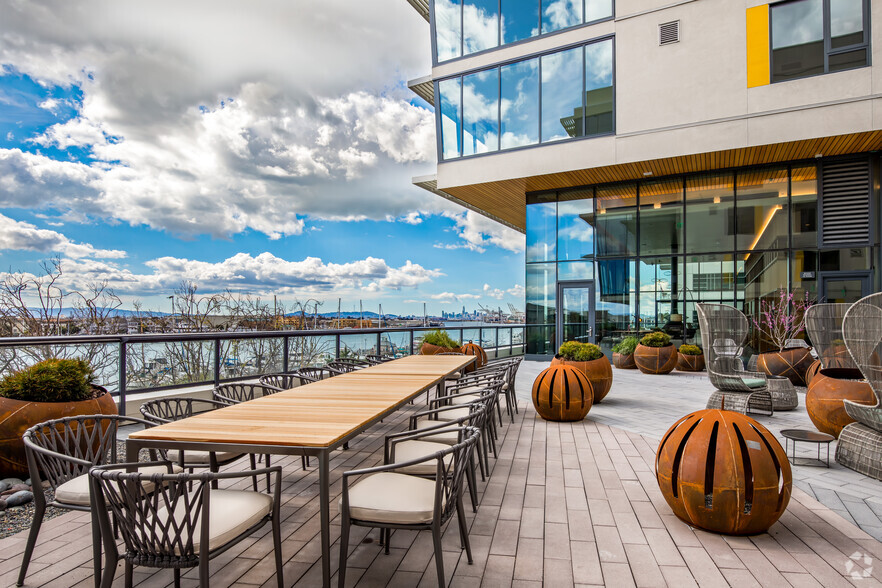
[527,263,556,325]
[462,69,499,155]
[558,261,594,281]
[639,257,684,332]
[557,189,594,260]
[596,259,635,351]
[435,0,462,62]
[830,0,864,48]
[739,251,789,351]
[439,78,462,160]
[736,167,788,252]
[685,174,734,253]
[501,58,540,149]
[526,326,556,355]
[585,39,614,136]
[791,249,817,301]
[464,0,499,55]
[829,48,868,72]
[585,0,613,22]
[541,47,583,142]
[596,183,637,256]
[560,284,594,344]
[501,0,540,44]
[639,180,683,256]
[791,166,817,248]
[526,200,557,262]
[541,0,581,35]
[683,254,735,337]
[771,0,823,82]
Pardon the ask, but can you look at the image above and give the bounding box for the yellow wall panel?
[746,5,770,88]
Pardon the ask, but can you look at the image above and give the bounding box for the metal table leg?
[319,449,331,587]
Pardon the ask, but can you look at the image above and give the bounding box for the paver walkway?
[0,362,880,586]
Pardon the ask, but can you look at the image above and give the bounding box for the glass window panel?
[439,78,462,160]
[557,189,594,260]
[819,247,871,271]
[736,167,789,251]
[596,259,636,351]
[829,48,868,72]
[435,0,462,62]
[685,254,736,302]
[541,47,584,142]
[463,0,499,55]
[585,39,614,136]
[558,261,594,281]
[639,180,684,256]
[501,0,540,44]
[462,69,499,156]
[500,58,540,149]
[639,257,684,332]
[596,183,637,256]
[791,249,818,302]
[526,325,556,355]
[738,250,789,352]
[830,0,865,48]
[526,263,556,325]
[771,0,824,82]
[685,174,735,253]
[586,0,613,22]
[541,0,581,35]
[791,165,817,248]
[527,200,557,262]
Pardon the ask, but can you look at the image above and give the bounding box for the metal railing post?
[282,334,289,373]
[495,327,500,359]
[118,339,127,416]
[213,339,221,386]
[335,334,341,359]
[410,330,415,355]
[376,332,382,357]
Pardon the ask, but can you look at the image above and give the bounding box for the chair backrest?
[291,366,334,383]
[437,426,482,522]
[697,303,751,385]
[139,397,229,425]
[366,354,394,364]
[805,303,857,370]
[257,373,300,391]
[842,293,882,409]
[214,382,279,404]
[327,358,369,374]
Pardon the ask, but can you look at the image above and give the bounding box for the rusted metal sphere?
[634,344,678,374]
[531,364,593,422]
[806,368,876,437]
[756,348,814,386]
[677,353,705,372]
[613,352,637,369]
[805,359,822,386]
[460,342,487,373]
[550,354,613,403]
[656,409,791,535]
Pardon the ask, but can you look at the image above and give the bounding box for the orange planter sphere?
[613,352,636,369]
[756,348,814,386]
[420,343,459,356]
[805,368,876,437]
[677,353,705,372]
[634,344,678,374]
[460,342,487,373]
[550,354,613,403]
[805,359,822,386]
[531,364,594,422]
[656,409,791,535]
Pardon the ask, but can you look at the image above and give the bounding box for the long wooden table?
[126,354,474,587]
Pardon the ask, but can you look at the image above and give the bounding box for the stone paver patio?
[0,359,881,586]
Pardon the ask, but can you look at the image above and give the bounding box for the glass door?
[819,272,872,303]
[556,281,595,348]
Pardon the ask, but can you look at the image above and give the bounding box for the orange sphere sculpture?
[656,409,791,535]
[460,341,487,373]
[531,364,593,422]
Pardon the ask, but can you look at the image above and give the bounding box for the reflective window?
[639,257,684,331]
[596,183,637,256]
[526,199,557,262]
[526,263,556,324]
[831,0,865,48]
[541,47,584,142]
[438,78,462,160]
[542,0,582,35]
[585,39,614,136]
[501,0,539,44]
[557,189,595,260]
[501,58,539,149]
[739,251,789,351]
[639,180,683,256]
[791,165,817,248]
[685,174,735,253]
[558,260,594,281]
[586,0,613,22]
[464,0,499,55]
[596,259,636,347]
[435,0,462,61]
[736,168,789,252]
[462,69,499,155]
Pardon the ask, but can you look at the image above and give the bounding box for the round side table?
[780,429,835,467]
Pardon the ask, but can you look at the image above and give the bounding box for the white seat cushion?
[390,440,452,475]
[167,449,243,466]
[341,472,439,524]
[157,489,273,553]
[56,464,182,506]
[414,421,460,445]
[450,393,481,405]
[435,407,470,421]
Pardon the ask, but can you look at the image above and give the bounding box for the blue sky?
[0,0,524,316]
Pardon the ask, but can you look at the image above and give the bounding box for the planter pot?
[420,343,460,356]
[550,354,613,403]
[634,344,678,375]
[806,368,876,438]
[613,352,637,370]
[822,344,852,369]
[460,342,487,373]
[677,353,705,372]
[0,385,117,477]
[531,364,593,422]
[756,347,814,387]
[805,359,822,386]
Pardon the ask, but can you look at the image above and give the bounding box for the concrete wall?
[432,0,882,191]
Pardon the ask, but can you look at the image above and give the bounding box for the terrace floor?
[1,360,881,587]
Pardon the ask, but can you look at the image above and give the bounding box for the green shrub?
[678,344,703,356]
[0,359,96,402]
[558,341,603,361]
[612,336,639,355]
[640,332,672,348]
[422,329,461,349]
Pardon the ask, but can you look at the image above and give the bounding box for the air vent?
[659,21,680,45]
[821,159,870,246]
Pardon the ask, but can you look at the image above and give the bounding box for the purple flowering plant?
[752,289,814,352]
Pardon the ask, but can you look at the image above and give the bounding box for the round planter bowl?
[756,347,814,387]
[0,386,117,477]
[805,359,822,387]
[460,342,487,373]
[805,368,876,438]
[613,352,637,370]
[420,343,460,356]
[821,344,852,369]
[677,353,705,372]
[531,364,594,422]
[634,344,678,375]
[550,354,613,403]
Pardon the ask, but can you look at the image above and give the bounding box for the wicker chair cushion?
[743,378,767,389]
[451,393,507,410]
[166,450,243,466]
[449,371,462,379]
[389,440,452,475]
[342,472,440,524]
[56,464,182,506]
[157,489,273,553]
[413,421,460,445]
[434,407,471,421]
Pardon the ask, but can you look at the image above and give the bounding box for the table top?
[129,354,474,449]
[780,429,836,443]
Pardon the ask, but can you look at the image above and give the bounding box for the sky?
[0,0,525,317]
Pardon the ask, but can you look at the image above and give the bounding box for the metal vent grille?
[821,159,870,246]
[659,21,680,45]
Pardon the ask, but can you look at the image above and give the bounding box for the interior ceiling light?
[653,202,661,209]
[815,153,823,158]
[744,205,783,260]
[713,196,721,204]
[643,171,653,176]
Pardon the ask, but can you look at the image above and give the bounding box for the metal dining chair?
[327,358,370,374]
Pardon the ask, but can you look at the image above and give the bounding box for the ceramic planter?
[806,368,876,437]
[634,344,678,375]
[677,353,705,372]
[756,347,814,386]
[613,352,637,370]
[550,354,613,403]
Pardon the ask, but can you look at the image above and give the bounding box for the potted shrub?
[550,341,613,403]
[612,336,638,370]
[0,359,117,476]
[419,329,461,355]
[753,289,815,386]
[634,331,678,374]
[677,344,705,372]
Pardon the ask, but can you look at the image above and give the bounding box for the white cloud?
[441,211,525,253]
[483,283,524,301]
[0,213,125,259]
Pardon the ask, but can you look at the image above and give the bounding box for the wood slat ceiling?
[441,131,882,231]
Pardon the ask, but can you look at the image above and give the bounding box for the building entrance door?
[556,281,595,348]
[818,272,872,303]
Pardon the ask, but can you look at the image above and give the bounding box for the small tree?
[752,289,814,352]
